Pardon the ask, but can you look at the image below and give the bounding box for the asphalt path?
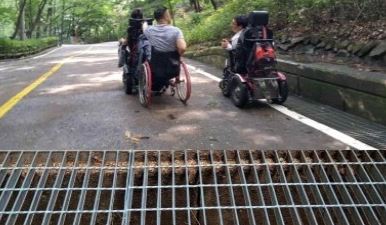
[0,42,352,149]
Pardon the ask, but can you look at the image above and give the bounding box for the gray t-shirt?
[144,24,184,52]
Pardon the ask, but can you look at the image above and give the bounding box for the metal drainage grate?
[0,150,385,225]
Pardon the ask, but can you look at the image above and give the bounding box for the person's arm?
[221,39,232,50]
[176,28,186,56]
[176,38,187,56]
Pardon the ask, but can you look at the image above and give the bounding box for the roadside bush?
[183,0,272,45]
[0,37,58,58]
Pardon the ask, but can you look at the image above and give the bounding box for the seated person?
[234,11,274,74]
[143,6,187,91]
[220,15,248,72]
[118,8,146,68]
[221,15,248,51]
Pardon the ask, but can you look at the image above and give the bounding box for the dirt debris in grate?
[0,150,385,225]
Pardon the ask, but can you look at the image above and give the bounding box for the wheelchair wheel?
[219,68,232,97]
[138,61,152,107]
[176,61,191,103]
[272,80,288,104]
[231,76,248,108]
[123,72,133,95]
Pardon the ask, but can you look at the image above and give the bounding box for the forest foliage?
[0,0,385,45]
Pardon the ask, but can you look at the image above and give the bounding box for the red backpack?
[253,27,276,67]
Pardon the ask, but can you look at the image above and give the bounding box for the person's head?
[154,6,171,24]
[131,8,143,19]
[231,15,248,33]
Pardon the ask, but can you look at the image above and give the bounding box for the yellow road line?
[0,46,92,119]
[0,62,64,119]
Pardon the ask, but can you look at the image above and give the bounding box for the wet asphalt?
[0,42,350,149]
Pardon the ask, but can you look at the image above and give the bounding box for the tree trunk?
[196,0,202,12]
[190,0,201,12]
[210,0,218,10]
[26,0,34,38]
[29,0,49,38]
[45,0,54,37]
[11,0,27,40]
[167,0,175,26]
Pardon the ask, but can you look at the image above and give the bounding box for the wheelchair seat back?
[234,11,274,74]
[149,47,180,91]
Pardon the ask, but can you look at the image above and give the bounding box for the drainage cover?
[0,150,385,225]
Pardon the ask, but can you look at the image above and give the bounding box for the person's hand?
[221,39,230,49]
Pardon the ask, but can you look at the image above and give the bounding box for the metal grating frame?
[0,150,385,225]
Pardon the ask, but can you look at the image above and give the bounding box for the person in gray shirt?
[144,6,186,56]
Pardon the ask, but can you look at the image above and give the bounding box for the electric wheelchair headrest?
[248,11,269,27]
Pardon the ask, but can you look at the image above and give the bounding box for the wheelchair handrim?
[138,62,152,106]
[176,62,191,103]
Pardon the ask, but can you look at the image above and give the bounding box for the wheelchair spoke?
[176,62,191,103]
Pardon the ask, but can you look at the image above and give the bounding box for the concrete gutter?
[185,47,386,125]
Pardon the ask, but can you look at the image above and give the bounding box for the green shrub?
[183,0,272,45]
[0,37,58,58]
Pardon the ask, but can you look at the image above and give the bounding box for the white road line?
[32,46,62,59]
[187,65,222,82]
[187,64,378,150]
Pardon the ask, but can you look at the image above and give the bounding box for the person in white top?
[221,15,248,50]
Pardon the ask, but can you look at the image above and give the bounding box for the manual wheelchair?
[136,46,191,107]
[121,18,191,107]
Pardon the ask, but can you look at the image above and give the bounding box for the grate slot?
[0,150,385,225]
[24,151,53,225]
[235,150,257,225]
[89,151,107,225]
[41,152,67,225]
[57,151,80,225]
[248,150,271,225]
[209,150,224,225]
[313,152,351,225]
[299,151,334,225]
[0,152,24,215]
[196,150,209,225]
[140,152,149,225]
[274,151,304,225]
[335,151,381,224]
[122,151,134,225]
[223,151,242,225]
[287,151,318,224]
[261,151,285,225]
[325,151,365,225]
[348,151,386,222]
[5,152,39,225]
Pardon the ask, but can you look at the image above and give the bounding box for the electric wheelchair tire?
[272,80,288,104]
[231,77,248,108]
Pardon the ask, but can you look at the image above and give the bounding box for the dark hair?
[154,6,168,21]
[131,8,143,19]
[234,15,248,28]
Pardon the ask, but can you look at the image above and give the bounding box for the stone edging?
[185,47,386,125]
[276,35,386,65]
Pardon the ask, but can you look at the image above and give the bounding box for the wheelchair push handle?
[129,18,154,25]
[245,38,274,42]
